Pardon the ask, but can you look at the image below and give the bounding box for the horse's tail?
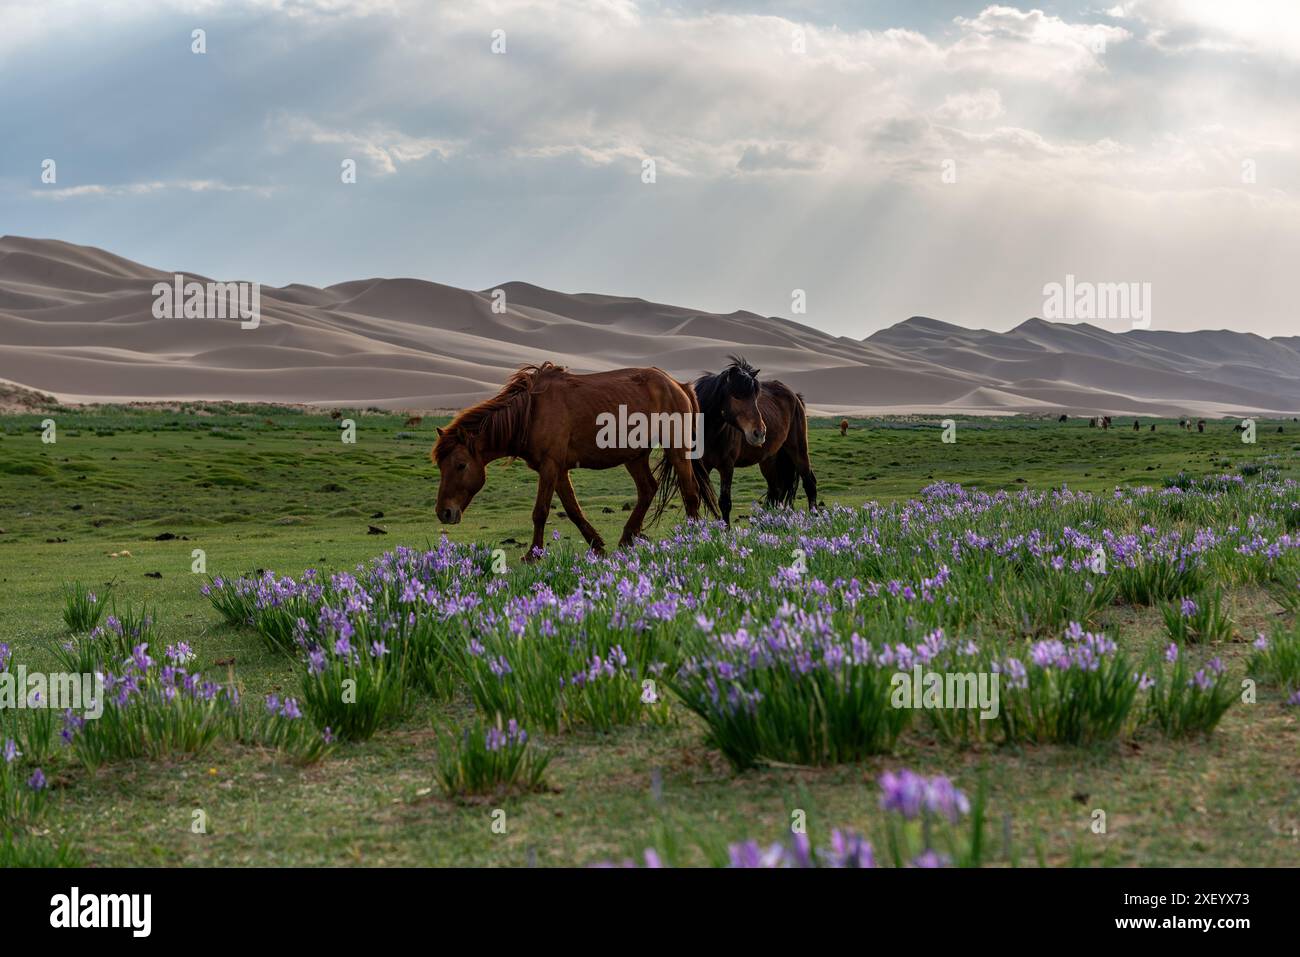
[648,453,719,525]
[647,379,720,525]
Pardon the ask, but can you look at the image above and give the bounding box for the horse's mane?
[694,354,760,417]
[434,362,563,459]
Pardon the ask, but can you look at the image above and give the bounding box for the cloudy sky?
[2,0,1297,337]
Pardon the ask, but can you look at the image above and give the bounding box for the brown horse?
[839,418,849,436]
[433,363,717,559]
[694,356,816,525]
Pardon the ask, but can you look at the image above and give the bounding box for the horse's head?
[432,428,486,524]
[719,355,766,446]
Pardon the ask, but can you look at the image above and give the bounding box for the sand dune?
[0,235,1295,417]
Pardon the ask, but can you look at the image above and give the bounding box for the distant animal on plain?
[1102,416,1112,430]
[1089,417,1097,428]
[1057,414,1068,423]
[1151,424,1157,431]
[432,363,716,560]
[1133,420,1140,431]
[330,410,342,420]
[1197,419,1205,433]
[694,356,817,526]
[840,418,849,436]
[404,416,423,428]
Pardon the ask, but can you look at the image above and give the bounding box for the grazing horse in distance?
[404,415,423,428]
[840,418,849,436]
[432,363,717,560]
[1133,419,1140,431]
[695,356,817,526]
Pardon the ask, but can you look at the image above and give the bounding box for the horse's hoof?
[521,548,543,564]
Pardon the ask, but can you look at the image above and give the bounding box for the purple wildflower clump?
[1248,622,1300,696]
[435,717,548,800]
[878,769,971,823]
[64,645,237,768]
[994,624,1139,745]
[1146,641,1237,738]
[484,718,527,752]
[0,737,51,824]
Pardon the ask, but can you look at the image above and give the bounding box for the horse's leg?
[792,446,818,511]
[555,470,606,555]
[802,464,818,511]
[525,464,558,562]
[759,456,781,507]
[669,450,702,520]
[717,462,734,526]
[619,455,657,548]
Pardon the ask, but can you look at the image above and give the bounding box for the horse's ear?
[435,427,445,438]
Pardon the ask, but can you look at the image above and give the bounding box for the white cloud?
[276,116,458,174]
[948,5,1131,77]
[29,180,274,199]
[1117,0,1300,59]
[933,89,1005,123]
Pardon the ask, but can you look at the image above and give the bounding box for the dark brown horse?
[433,363,717,560]
[694,356,817,525]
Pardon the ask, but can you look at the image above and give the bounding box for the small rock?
[144,571,162,579]
[367,525,387,535]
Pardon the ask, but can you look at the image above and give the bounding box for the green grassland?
[1,406,1298,866]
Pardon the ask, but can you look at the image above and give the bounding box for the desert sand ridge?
[0,236,1296,417]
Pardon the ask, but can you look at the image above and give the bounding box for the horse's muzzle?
[747,429,767,446]
[438,505,462,524]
